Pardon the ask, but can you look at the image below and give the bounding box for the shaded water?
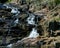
[0,46,37,48]
[0,3,40,48]
[14,18,19,24]
[28,28,39,38]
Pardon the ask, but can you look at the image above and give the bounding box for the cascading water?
[26,13,39,38]
[10,7,20,26]
[11,8,20,15]
[3,4,10,8]
[0,3,40,47]
[26,14,35,25]
[28,28,39,38]
[3,4,20,15]
[7,44,13,48]
[14,18,19,24]
[5,4,21,47]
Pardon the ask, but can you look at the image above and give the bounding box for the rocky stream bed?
[0,0,60,48]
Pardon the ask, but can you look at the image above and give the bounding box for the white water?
[28,28,39,38]
[27,14,39,38]
[2,4,40,46]
[26,14,35,25]
[3,4,20,15]
[7,44,13,48]
[3,4,10,8]
[11,8,20,14]
[14,18,19,24]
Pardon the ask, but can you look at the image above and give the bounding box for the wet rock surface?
[0,0,60,48]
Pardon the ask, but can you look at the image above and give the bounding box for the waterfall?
[3,4,20,15]
[27,13,39,38]
[28,28,39,38]
[26,14,35,25]
[11,8,20,26]
[11,8,20,14]
[3,4,12,9]
[7,44,13,48]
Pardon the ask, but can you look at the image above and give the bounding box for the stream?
[0,3,40,48]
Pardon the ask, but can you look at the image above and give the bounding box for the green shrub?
[54,0,60,5]
[8,0,12,2]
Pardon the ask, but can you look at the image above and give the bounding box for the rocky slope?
[0,0,60,48]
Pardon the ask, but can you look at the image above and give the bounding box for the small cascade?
[10,18,19,27]
[28,28,39,38]
[26,14,35,25]
[27,13,39,38]
[3,4,20,15]
[11,8,19,14]
[0,4,6,9]
[2,4,20,36]
[14,18,19,24]
[11,8,20,26]
[7,44,13,48]
[3,4,10,8]
[10,7,20,25]
[3,3,14,9]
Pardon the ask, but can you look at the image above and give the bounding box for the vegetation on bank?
[0,0,60,4]
[0,0,60,47]
[0,0,11,3]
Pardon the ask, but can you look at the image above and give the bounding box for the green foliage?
[8,0,12,2]
[54,0,60,5]
[55,17,60,21]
